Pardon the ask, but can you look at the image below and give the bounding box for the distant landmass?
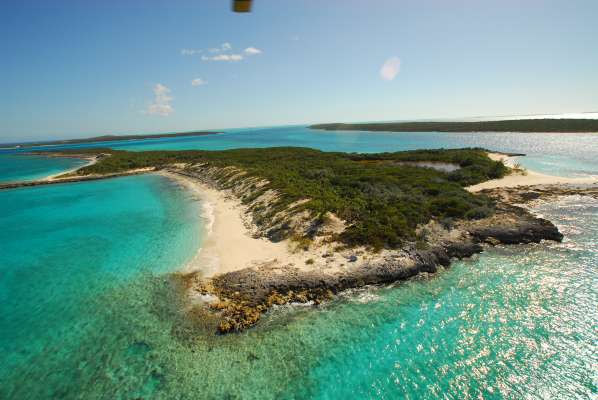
[3,131,221,149]
[310,119,598,133]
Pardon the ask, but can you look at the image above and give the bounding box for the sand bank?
[467,153,598,192]
[43,156,99,181]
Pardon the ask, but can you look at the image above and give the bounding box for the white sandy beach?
[467,153,598,192]
[43,156,99,181]
[161,171,327,277]
[161,170,374,278]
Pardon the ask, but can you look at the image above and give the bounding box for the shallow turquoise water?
[298,197,597,399]
[2,191,595,399]
[0,175,203,398]
[3,125,598,177]
[0,153,87,183]
[1,127,597,399]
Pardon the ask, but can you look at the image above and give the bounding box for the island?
[3,146,597,334]
[310,118,598,133]
[1,130,221,149]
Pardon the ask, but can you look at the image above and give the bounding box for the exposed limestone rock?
[172,165,579,335]
[185,201,562,334]
[461,204,563,244]
[478,184,598,205]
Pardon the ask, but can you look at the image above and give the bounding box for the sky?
[1,0,597,142]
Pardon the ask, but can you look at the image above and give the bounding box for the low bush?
[69,147,502,249]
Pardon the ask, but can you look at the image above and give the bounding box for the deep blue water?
[0,125,597,399]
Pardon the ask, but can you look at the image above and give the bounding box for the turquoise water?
[2,191,595,399]
[1,126,597,399]
[0,175,203,399]
[3,125,598,177]
[300,197,598,399]
[0,153,87,183]
[127,127,598,177]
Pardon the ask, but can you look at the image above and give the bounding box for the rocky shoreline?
[180,177,575,334]
[478,184,598,204]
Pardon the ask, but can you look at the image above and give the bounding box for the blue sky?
[1,0,597,141]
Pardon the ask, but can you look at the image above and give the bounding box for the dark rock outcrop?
[188,204,563,334]
[464,204,563,244]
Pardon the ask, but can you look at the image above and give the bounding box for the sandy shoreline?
[160,171,321,277]
[161,152,598,279]
[467,153,598,192]
[160,170,377,279]
[43,156,99,181]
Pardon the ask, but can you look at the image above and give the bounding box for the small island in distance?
[2,130,221,149]
[310,118,598,133]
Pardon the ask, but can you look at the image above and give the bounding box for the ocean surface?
[0,153,87,183]
[1,126,597,399]
[2,126,598,178]
[0,175,203,399]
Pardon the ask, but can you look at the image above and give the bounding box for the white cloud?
[202,54,243,62]
[209,42,232,53]
[181,48,201,56]
[191,78,207,86]
[380,57,401,81]
[196,43,261,62]
[146,83,173,116]
[225,54,243,61]
[244,47,262,55]
[192,43,261,62]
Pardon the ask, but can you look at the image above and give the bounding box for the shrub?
[67,147,502,249]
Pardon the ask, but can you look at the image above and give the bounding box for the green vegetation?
[10,131,220,148]
[311,118,598,133]
[68,147,506,249]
